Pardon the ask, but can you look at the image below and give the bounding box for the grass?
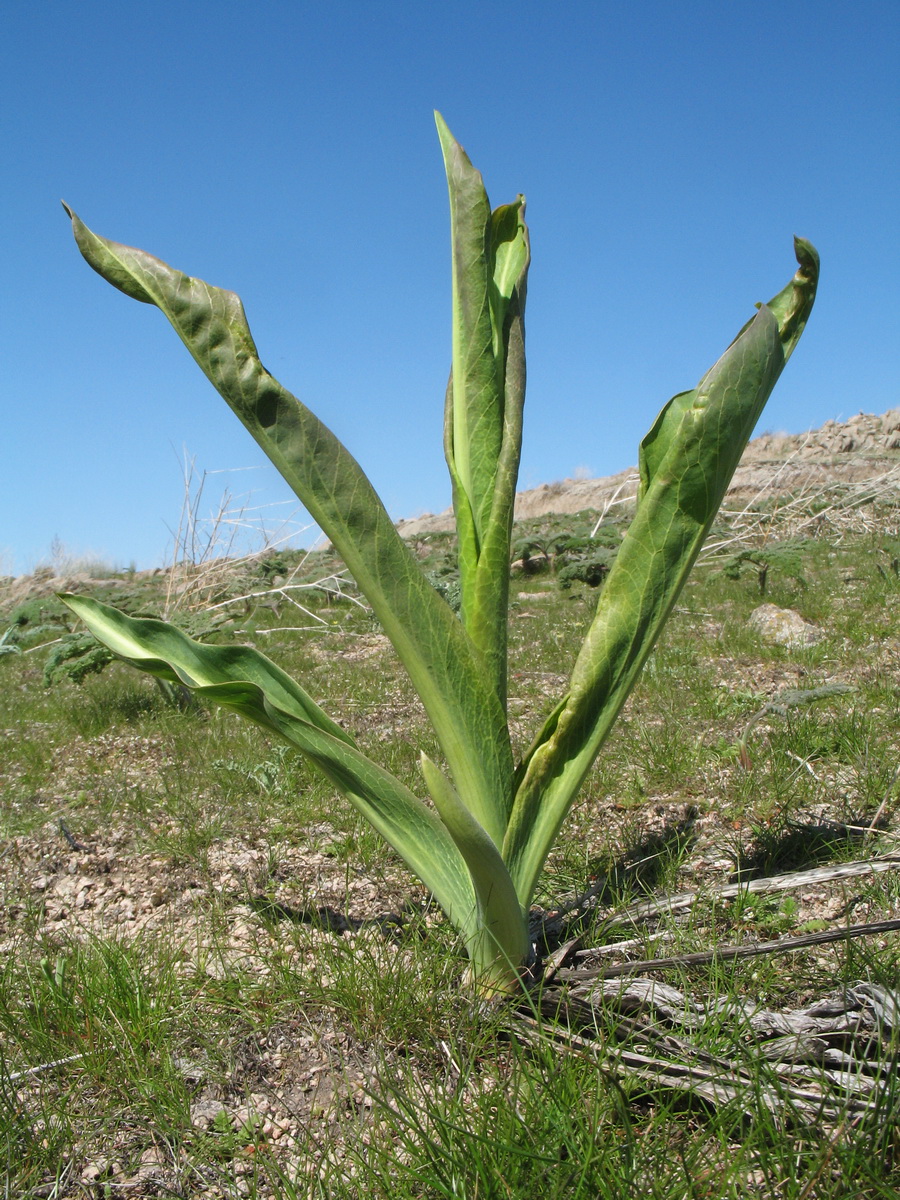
[1,485,899,1197]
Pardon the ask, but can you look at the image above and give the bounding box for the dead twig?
[563,917,900,982]
[604,852,900,928]
[8,1053,85,1083]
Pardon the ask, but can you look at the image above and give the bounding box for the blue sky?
[4,1,898,575]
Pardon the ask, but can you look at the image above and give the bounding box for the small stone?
[190,1098,228,1128]
[232,1105,263,1133]
[748,604,823,648]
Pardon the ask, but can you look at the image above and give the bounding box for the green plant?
[60,115,817,994]
[1,598,73,664]
[556,545,618,590]
[720,536,814,594]
[42,630,115,684]
[0,625,21,658]
[512,524,621,587]
[42,607,243,708]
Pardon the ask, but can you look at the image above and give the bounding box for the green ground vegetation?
[1,488,899,1198]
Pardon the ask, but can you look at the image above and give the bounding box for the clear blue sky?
[4,1,897,575]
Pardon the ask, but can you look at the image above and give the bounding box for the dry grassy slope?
[396,407,900,536]
[3,408,898,604]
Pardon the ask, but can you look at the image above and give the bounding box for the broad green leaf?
[63,205,513,849]
[59,595,480,934]
[435,114,530,704]
[504,239,819,906]
[60,594,353,742]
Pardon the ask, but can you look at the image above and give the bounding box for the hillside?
[4,410,898,608]
[396,407,900,537]
[2,408,900,1196]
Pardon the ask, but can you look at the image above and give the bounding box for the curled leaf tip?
[793,236,819,276]
[61,201,74,219]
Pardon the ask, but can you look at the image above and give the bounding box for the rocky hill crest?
[396,408,900,537]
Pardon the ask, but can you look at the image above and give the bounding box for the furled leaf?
[435,114,530,704]
[420,752,529,988]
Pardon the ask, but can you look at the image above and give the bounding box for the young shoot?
[61,114,818,994]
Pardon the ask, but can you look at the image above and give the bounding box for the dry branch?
[603,853,900,928]
[566,918,900,982]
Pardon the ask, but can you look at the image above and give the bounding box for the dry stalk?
[590,472,640,537]
[162,450,315,618]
